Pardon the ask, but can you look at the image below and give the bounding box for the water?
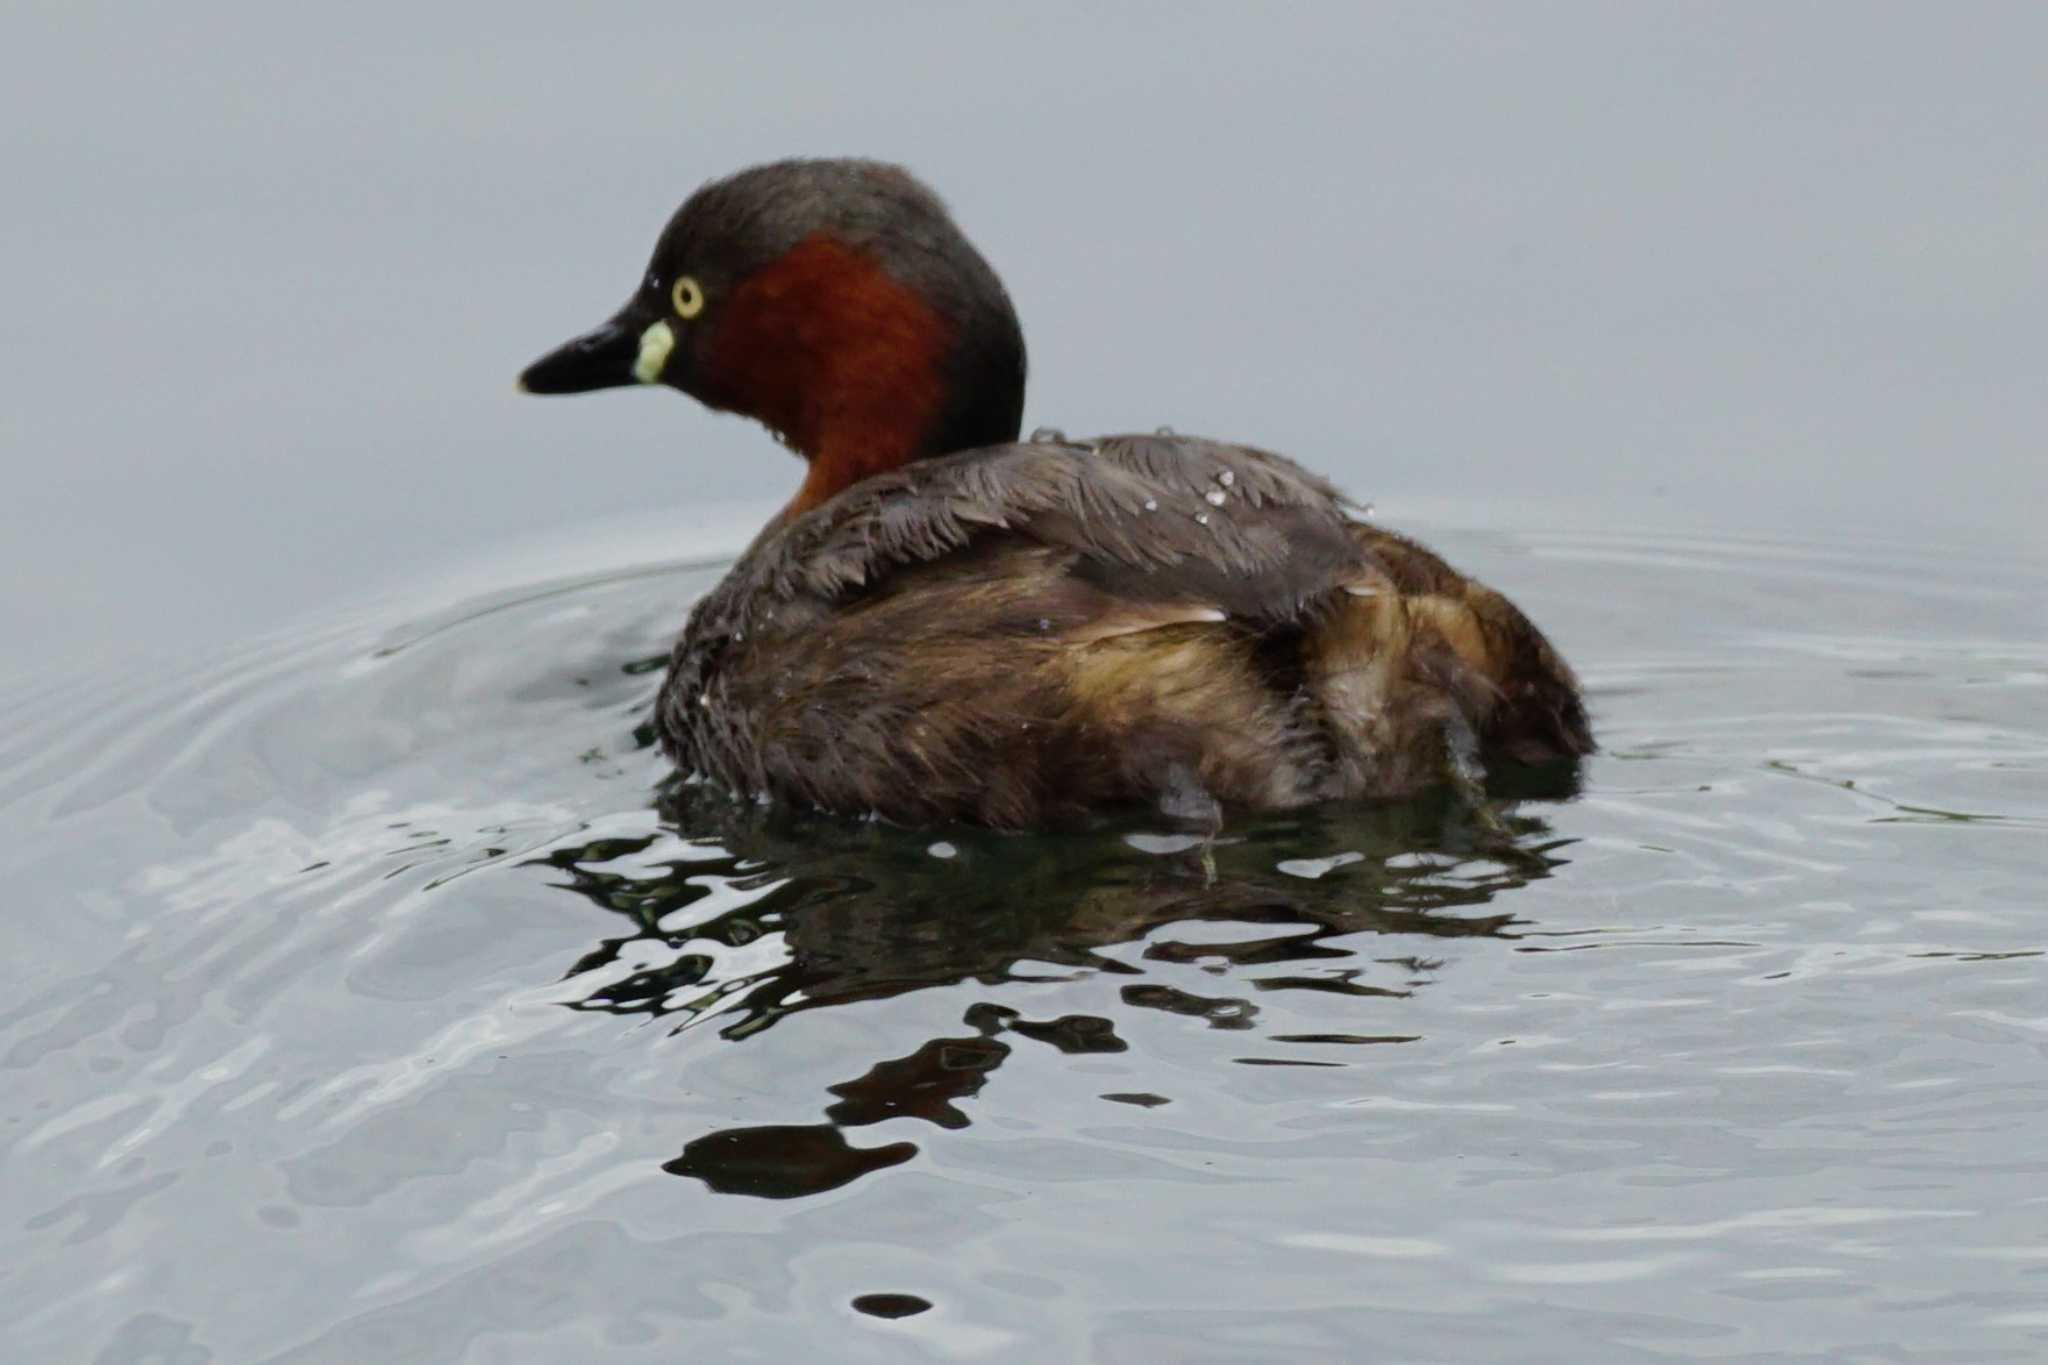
[4,507,2043,1362]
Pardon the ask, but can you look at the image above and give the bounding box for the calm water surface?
[4,504,2045,1363]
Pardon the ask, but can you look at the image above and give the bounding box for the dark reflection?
[1120,983,1258,1030]
[1269,1033,1421,1046]
[659,1001,1128,1197]
[663,1125,915,1199]
[530,776,1579,1198]
[851,1293,933,1320]
[825,1030,1012,1130]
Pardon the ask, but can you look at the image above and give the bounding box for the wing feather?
[704,434,1366,638]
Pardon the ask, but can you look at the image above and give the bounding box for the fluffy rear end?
[1304,526,1593,797]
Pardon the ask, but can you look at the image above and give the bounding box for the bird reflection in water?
[529,770,1579,1199]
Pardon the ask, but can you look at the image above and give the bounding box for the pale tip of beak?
[633,320,677,385]
[514,377,530,394]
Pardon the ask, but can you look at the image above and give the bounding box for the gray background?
[5,1,2043,674]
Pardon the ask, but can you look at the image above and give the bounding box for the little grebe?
[519,159,1593,828]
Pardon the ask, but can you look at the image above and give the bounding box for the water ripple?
[3,523,2045,1360]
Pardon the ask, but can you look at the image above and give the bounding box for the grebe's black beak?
[517,304,675,394]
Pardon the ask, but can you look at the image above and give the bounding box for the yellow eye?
[671,275,706,319]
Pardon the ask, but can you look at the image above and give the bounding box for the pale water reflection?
[4,508,2044,1361]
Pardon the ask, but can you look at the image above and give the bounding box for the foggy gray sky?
[4,2,2043,674]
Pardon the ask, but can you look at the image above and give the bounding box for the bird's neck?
[702,232,1026,524]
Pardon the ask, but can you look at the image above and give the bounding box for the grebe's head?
[519,159,1027,515]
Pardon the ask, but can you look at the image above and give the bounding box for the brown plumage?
[520,159,1592,828]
